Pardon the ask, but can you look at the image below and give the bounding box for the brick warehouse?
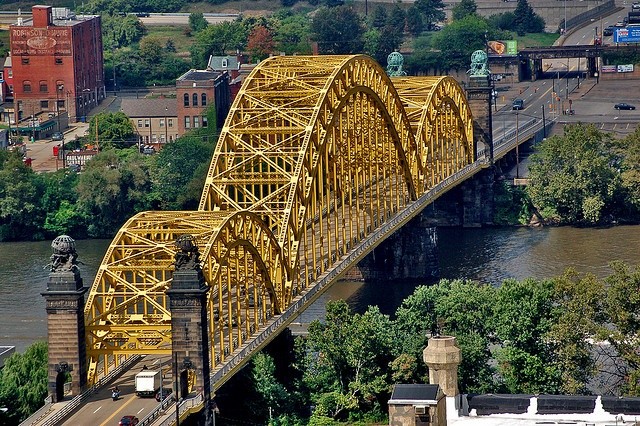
[10,5,105,125]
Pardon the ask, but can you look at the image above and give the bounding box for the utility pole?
[541,104,546,138]
[515,111,520,180]
[95,115,99,151]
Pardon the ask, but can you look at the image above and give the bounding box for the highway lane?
[61,356,173,426]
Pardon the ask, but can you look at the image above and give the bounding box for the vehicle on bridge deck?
[614,102,636,110]
[603,26,614,36]
[512,99,525,110]
[135,370,161,397]
[119,415,139,426]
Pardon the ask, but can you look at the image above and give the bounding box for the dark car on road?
[51,132,64,141]
[119,416,139,426]
[512,99,524,110]
[155,387,173,401]
[614,102,636,110]
[603,26,614,36]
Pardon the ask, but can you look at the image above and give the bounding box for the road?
[61,356,173,426]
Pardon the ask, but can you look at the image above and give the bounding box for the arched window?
[23,80,32,92]
[192,93,198,107]
[183,93,189,107]
[201,93,207,106]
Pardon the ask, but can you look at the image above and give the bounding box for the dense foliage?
[0,342,48,424]
[527,124,632,225]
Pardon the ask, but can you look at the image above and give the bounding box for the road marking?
[137,408,145,415]
[93,406,102,414]
[100,394,137,426]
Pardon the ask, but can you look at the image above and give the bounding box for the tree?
[393,280,497,393]
[527,124,625,224]
[600,262,640,395]
[415,0,446,28]
[0,342,48,424]
[147,132,215,211]
[89,112,137,150]
[189,21,248,68]
[613,127,640,219]
[513,0,545,35]
[101,14,146,50]
[548,269,604,394]
[493,278,561,394]
[75,149,151,237]
[310,6,365,54]
[0,150,47,241]
[247,25,275,62]
[188,12,209,33]
[430,15,493,71]
[302,301,394,421]
[406,5,425,36]
[370,5,388,29]
[139,36,165,64]
[452,0,478,21]
[488,12,517,31]
[251,353,290,422]
[272,13,312,55]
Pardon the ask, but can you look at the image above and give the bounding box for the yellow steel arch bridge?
[83,55,477,390]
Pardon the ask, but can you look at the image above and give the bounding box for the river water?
[2,225,640,353]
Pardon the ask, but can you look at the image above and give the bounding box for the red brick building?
[176,68,230,136]
[10,5,105,125]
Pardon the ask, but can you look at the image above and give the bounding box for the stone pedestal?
[466,76,493,163]
[423,336,461,397]
[41,269,87,402]
[167,268,213,425]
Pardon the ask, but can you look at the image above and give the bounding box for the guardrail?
[154,394,205,426]
[138,394,177,426]
[493,116,557,161]
[21,355,141,426]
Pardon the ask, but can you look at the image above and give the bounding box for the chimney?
[32,5,53,27]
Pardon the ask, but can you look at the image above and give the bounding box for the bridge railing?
[138,394,177,426]
[492,116,556,161]
[152,393,205,426]
[21,355,141,426]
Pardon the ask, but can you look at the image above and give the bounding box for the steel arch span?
[84,55,474,386]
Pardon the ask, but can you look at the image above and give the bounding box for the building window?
[23,81,32,92]
[185,116,191,128]
[193,116,200,128]
[160,118,165,127]
[138,119,143,128]
[183,93,189,107]
[144,119,150,128]
[201,93,207,106]
[39,81,48,92]
[222,58,228,67]
[152,134,157,143]
[40,100,49,109]
[7,69,12,78]
[192,93,198,107]
[21,57,29,65]
[55,57,63,65]
[168,119,173,128]
[202,116,208,128]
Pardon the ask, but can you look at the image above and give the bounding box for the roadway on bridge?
[61,356,172,426]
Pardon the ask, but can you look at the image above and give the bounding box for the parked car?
[614,102,636,110]
[512,99,524,110]
[603,26,614,36]
[119,416,139,426]
[155,387,173,401]
[135,12,150,17]
[51,132,64,141]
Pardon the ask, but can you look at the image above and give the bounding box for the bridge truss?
[83,55,475,387]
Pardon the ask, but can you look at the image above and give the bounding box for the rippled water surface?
[2,226,640,352]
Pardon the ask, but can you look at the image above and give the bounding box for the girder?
[84,55,474,387]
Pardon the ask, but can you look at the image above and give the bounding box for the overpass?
[28,55,545,426]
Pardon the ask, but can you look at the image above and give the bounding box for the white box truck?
[135,370,161,397]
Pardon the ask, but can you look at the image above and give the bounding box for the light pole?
[56,84,63,133]
[564,0,567,34]
[515,111,519,179]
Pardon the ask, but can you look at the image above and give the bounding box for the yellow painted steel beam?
[83,55,474,387]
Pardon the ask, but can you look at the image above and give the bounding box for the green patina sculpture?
[386,51,407,77]
[468,50,490,77]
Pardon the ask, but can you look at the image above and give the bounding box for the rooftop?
[120,98,177,118]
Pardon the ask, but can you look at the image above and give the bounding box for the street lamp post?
[56,84,63,133]
[515,111,520,180]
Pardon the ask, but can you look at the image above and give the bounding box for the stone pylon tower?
[423,336,462,397]
[166,234,213,425]
[41,235,88,402]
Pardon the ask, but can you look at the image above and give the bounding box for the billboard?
[613,26,640,43]
[487,40,517,55]
[10,27,72,56]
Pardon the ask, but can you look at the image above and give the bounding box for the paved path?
[26,123,89,172]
